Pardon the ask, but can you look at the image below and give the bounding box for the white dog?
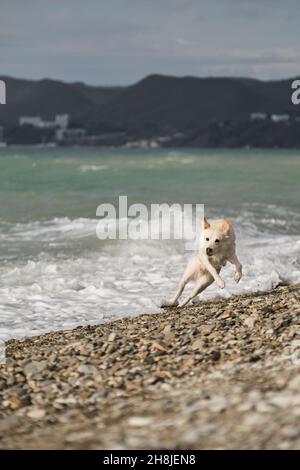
[161,217,242,308]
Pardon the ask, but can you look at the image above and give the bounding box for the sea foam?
[0,210,300,343]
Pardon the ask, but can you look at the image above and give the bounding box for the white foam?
[0,212,300,343]
[79,164,109,173]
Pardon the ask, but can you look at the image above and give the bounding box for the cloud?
[0,0,299,84]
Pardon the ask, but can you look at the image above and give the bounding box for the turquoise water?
[1,147,299,222]
[0,147,299,341]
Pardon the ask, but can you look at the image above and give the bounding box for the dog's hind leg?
[160,277,189,308]
[160,256,203,308]
[179,277,213,308]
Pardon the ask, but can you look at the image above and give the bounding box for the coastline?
[1,283,300,449]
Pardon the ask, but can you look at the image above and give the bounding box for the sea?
[0,147,299,342]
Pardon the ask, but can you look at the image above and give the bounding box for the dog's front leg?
[227,253,242,283]
[199,253,225,289]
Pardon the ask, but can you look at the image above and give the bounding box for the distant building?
[19,114,70,129]
[38,120,57,129]
[56,128,86,144]
[250,112,267,121]
[18,114,87,145]
[55,114,69,129]
[19,116,43,127]
[271,114,289,123]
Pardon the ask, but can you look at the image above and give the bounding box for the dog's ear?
[221,219,231,234]
[203,217,210,230]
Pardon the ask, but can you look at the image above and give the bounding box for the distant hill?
[86,75,299,135]
[0,74,299,147]
[0,76,122,126]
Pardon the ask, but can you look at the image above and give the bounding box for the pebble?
[24,360,47,376]
[65,431,95,443]
[191,339,203,351]
[27,408,46,420]
[0,283,299,450]
[128,417,153,427]
[77,364,97,375]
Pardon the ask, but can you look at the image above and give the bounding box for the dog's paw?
[234,272,242,283]
[160,299,178,308]
[217,279,225,289]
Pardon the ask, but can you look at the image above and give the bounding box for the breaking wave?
[1,205,300,342]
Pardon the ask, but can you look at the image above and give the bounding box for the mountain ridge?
[0,74,299,147]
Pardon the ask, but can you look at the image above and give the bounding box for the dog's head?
[200,217,233,257]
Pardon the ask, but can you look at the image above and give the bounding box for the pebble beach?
[1,284,300,449]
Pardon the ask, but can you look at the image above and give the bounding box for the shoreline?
[1,283,300,449]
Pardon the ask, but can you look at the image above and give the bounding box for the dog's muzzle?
[206,248,213,256]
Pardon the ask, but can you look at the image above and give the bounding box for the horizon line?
[0,72,299,89]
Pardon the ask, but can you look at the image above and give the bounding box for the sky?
[1,0,299,85]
